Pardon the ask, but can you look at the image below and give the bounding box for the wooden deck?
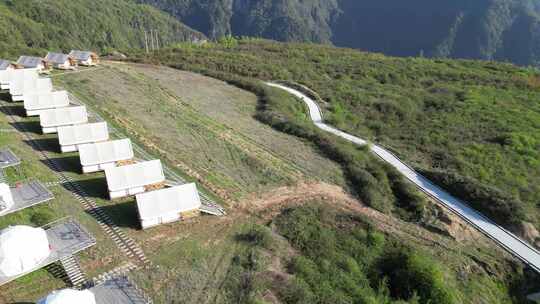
[91,276,151,304]
[0,148,20,169]
[0,219,95,286]
[0,181,54,216]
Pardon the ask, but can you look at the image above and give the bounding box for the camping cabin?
[136,183,202,229]
[104,160,165,199]
[24,90,70,116]
[16,56,49,71]
[10,77,53,102]
[0,60,14,71]
[78,139,134,173]
[57,122,109,153]
[45,52,76,70]
[69,50,99,66]
[39,106,88,134]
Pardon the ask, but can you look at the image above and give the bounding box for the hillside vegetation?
[228,203,536,304]
[139,0,540,66]
[0,0,204,59]
[131,39,540,241]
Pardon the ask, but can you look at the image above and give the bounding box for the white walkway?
[267,82,540,273]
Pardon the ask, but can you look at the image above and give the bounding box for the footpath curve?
[266,82,540,273]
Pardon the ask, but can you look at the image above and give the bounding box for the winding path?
[266,82,540,273]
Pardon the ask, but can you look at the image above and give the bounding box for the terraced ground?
[54,62,346,202]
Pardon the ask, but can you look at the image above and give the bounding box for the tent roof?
[58,122,109,146]
[79,138,134,166]
[45,52,70,64]
[38,289,96,304]
[24,91,70,111]
[16,56,45,68]
[105,160,164,192]
[136,183,201,219]
[10,77,52,96]
[69,50,96,61]
[0,225,50,277]
[0,60,12,71]
[0,69,38,85]
[40,106,88,128]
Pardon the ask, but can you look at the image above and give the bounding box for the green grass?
[53,62,345,202]
[129,39,540,235]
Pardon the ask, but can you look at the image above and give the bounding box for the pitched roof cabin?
[44,52,76,70]
[0,60,14,71]
[69,51,99,66]
[16,56,49,71]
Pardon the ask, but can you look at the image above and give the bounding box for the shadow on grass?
[26,137,60,153]
[0,103,25,117]
[67,177,109,200]
[43,262,71,287]
[97,200,141,230]
[40,155,81,174]
[8,120,42,135]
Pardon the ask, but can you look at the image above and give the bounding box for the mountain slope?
[138,0,540,66]
[0,0,205,58]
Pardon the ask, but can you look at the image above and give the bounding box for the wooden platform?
[0,181,54,217]
[91,276,151,304]
[0,219,96,286]
[0,149,20,169]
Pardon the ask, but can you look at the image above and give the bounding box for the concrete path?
[266,82,540,273]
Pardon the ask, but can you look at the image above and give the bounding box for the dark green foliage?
[273,204,459,304]
[0,0,205,59]
[237,224,273,249]
[374,249,456,304]
[420,169,527,227]
[131,39,540,233]
[140,0,540,66]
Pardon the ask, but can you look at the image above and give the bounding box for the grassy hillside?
[35,60,539,303]
[0,0,205,59]
[130,39,540,241]
[139,0,540,66]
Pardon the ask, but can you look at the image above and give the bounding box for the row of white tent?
[0,56,153,304]
[1,67,204,230]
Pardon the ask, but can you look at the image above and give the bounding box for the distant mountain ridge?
[0,0,205,58]
[138,0,540,66]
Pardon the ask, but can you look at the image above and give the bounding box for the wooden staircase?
[59,255,87,288]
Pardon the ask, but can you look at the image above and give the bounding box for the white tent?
[40,106,88,134]
[57,122,109,153]
[10,77,52,101]
[0,183,14,215]
[78,139,134,173]
[37,289,96,304]
[0,68,38,90]
[0,226,50,277]
[24,90,70,116]
[136,183,201,229]
[105,160,165,199]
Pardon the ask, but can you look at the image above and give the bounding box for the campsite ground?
[52,63,532,303]
[0,63,535,303]
[0,98,124,302]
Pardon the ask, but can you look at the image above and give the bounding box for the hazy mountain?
[139,0,540,65]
